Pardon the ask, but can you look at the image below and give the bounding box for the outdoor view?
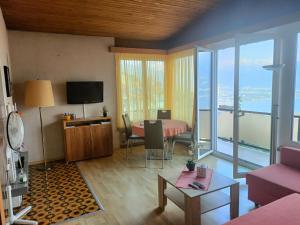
[293,34,300,142]
[216,40,274,167]
[197,51,212,150]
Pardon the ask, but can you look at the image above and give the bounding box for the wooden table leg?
[158,175,167,211]
[184,195,201,225]
[230,183,239,219]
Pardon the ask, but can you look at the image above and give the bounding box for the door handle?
[238,111,245,117]
[234,111,245,118]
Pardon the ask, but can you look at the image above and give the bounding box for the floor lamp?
[24,80,55,170]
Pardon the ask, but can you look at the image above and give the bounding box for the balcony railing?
[293,115,300,142]
[198,108,272,151]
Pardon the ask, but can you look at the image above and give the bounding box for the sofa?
[246,146,300,206]
[223,193,300,225]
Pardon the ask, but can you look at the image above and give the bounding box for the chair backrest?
[144,120,164,149]
[122,113,132,139]
[157,110,171,120]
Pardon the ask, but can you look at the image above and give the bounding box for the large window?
[292,34,300,142]
[116,50,195,128]
[116,54,166,127]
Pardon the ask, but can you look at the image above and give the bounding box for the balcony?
[292,115,300,142]
[198,108,271,167]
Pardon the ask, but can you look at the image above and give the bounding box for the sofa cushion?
[280,146,300,170]
[223,193,300,225]
[246,164,300,205]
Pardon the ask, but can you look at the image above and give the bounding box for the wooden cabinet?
[65,126,91,161]
[90,124,113,158]
[63,117,113,162]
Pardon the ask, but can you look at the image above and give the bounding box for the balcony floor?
[216,139,269,167]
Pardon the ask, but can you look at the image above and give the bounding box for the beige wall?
[8,31,117,163]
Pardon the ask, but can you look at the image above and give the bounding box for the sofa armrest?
[280,146,300,170]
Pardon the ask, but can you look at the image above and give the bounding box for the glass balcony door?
[216,47,235,158]
[233,37,278,178]
[195,48,215,159]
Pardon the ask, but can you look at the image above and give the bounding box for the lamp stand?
[37,107,51,171]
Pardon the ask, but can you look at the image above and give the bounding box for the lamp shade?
[24,80,55,107]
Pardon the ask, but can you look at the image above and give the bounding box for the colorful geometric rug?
[19,161,102,225]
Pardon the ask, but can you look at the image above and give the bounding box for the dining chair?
[157,110,171,120]
[144,120,167,169]
[122,113,144,160]
[171,122,196,156]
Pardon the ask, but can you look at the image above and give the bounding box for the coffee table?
[158,171,239,225]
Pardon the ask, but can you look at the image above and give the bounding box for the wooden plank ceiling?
[0,0,220,41]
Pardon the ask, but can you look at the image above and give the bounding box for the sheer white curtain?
[115,53,166,127]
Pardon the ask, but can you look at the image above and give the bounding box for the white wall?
[278,33,298,148]
[8,31,117,163]
[0,8,14,184]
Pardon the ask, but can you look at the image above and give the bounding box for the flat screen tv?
[66,81,103,104]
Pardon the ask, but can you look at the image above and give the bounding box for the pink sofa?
[223,193,300,225]
[246,146,300,206]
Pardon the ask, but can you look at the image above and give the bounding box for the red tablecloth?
[132,119,188,137]
[175,168,213,191]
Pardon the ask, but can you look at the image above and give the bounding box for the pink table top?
[132,119,188,137]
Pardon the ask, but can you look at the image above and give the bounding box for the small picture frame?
[3,65,12,97]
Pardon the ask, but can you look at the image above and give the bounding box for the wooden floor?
[61,145,255,225]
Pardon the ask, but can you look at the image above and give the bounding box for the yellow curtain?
[115,53,167,128]
[166,49,195,127]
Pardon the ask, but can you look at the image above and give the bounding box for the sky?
[294,34,300,114]
[198,39,277,113]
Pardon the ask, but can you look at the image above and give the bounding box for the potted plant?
[186,159,196,171]
[102,106,108,117]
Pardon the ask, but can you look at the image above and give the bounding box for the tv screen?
[66,81,103,104]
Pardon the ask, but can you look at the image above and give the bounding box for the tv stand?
[62,116,113,162]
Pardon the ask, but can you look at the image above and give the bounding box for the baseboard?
[28,157,65,165]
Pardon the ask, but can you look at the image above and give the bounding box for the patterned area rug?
[20,161,102,225]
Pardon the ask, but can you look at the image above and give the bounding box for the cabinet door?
[90,124,113,157]
[65,126,92,161]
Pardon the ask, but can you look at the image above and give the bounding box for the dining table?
[132,119,188,138]
[132,119,188,160]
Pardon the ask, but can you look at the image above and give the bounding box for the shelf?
[2,152,29,198]
[63,116,112,129]
[164,186,230,214]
